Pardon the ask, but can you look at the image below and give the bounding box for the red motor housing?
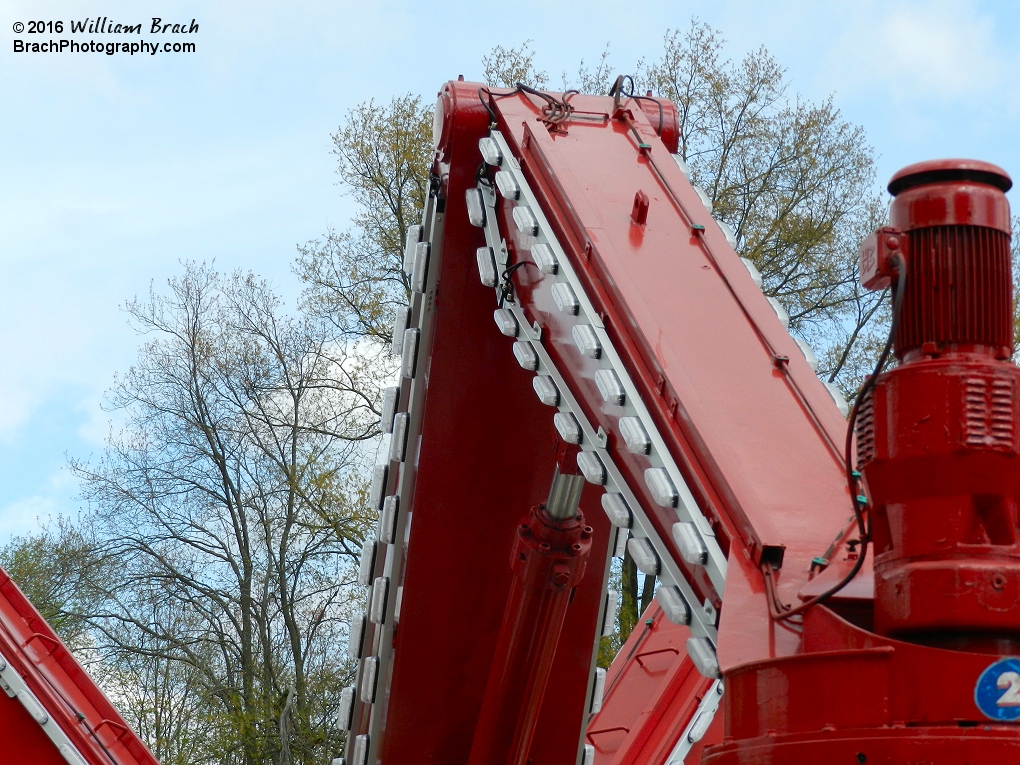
[858,159,1020,647]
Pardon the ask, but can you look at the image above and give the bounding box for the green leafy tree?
[0,517,104,652]
[482,40,549,89]
[296,95,433,344]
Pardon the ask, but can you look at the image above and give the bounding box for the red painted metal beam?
[351,80,614,765]
[468,504,594,765]
[586,601,718,764]
[0,568,157,765]
[346,79,1020,764]
[489,88,853,665]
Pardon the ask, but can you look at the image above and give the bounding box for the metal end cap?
[888,158,1012,195]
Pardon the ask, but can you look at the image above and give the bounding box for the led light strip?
[477,130,735,765]
[478,173,626,751]
[340,191,446,765]
[479,124,855,762]
[665,679,724,764]
[0,649,91,765]
[492,292,720,646]
[485,132,728,591]
[481,130,726,606]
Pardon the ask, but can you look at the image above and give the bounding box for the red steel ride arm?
[340,82,1020,765]
[0,567,158,765]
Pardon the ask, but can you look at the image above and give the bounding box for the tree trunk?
[619,548,638,642]
[640,570,656,617]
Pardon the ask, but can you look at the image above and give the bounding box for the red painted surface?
[468,507,593,765]
[364,80,1020,763]
[860,161,1020,645]
[708,160,1020,760]
[371,81,613,764]
[706,605,1020,763]
[586,601,716,764]
[0,568,157,765]
[490,89,852,667]
[9,77,1018,765]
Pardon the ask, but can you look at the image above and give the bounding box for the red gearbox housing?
[858,159,1019,648]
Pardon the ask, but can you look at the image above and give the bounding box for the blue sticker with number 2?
[976,658,1020,721]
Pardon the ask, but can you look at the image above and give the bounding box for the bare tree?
[568,44,614,95]
[70,263,375,765]
[93,596,222,765]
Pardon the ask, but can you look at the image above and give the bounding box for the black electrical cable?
[608,74,664,137]
[481,79,651,135]
[478,85,530,127]
[480,83,577,128]
[475,161,493,189]
[768,255,906,621]
[632,95,664,137]
[478,87,498,125]
[608,74,636,98]
[497,261,535,307]
[516,82,575,126]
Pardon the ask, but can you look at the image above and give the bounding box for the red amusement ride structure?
[0,568,158,765]
[1,80,1016,765]
[336,79,1020,765]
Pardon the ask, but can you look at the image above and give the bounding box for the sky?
[1,0,1018,541]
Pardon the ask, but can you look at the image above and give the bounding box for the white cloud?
[0,468,81,543]
[815,0,1010,103]
[879,4,1001,99]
